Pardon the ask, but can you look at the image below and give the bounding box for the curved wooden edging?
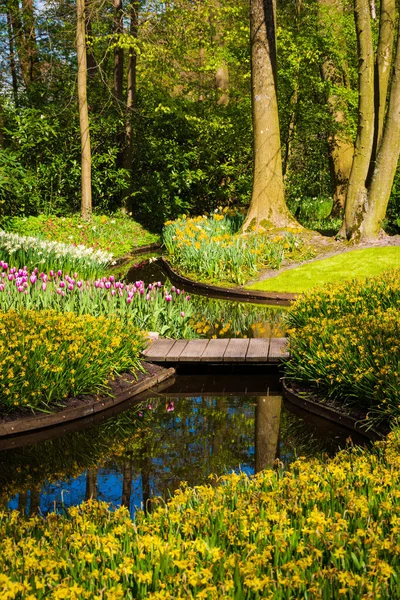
[0,365,175,438]
[282,378,383,441]
[160,258,297,306]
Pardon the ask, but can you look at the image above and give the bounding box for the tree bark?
[76,0,92,219]
[21,0,40,84]
[318,0,354,217]
[255,395,282,472]
[113,0,124,103]
[343,0,375,239]
[359,29,400,239]
[373,0,395,154]
[123,1,138,172]
[6,8,19,104]
[243,0,297,230]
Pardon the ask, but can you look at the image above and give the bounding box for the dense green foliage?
[1,430,400,598]
[2,0,399,231]
[285,271,400,427]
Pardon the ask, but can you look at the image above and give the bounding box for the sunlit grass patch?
[248,246,400,293]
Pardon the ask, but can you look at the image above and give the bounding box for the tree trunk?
[255,395,282,472]
[21,0,40,84]
[6,9,19,104]
[372,0,395,158]
[113,0,124,103]
[359,28,400,239]
[243,0,297,230]
[122,0,138,181]
[76,0,92,220]
[343,0,374,239]
[85,0,98,78]
[318,0,354,217]
[9,0,30,89]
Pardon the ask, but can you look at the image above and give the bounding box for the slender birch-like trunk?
[76,0,92,220]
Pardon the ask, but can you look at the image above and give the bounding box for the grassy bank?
[248,247,400,293]
[2,213,160,259]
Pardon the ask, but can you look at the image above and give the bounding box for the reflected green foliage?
[190,296,287,338]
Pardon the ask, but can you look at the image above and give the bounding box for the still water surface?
[0,374,366,518]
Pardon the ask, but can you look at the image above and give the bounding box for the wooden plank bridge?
[143,337,289,365]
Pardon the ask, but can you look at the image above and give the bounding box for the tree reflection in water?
[0,381,367,516]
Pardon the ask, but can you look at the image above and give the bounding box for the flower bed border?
[160,258,296,305]
[282,377,383,441]
[0,363,175,438]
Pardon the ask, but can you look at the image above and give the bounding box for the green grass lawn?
[247,246,400,293]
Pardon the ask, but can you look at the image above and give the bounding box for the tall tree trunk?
[77,0,92,219]
[85,0,98,77]
[122,0,138,204]
[318,0,354,217]
[371,0,395,160]
[6,9,19,104]
[255,395,282,472]
[359,29,400,239]
[10,0,30,89]
[21,0,39,84]
[343,0,374,238]
[29,486,41,515]
[243,0,297,230]
[113,0,124,103]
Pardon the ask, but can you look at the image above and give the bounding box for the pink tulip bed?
[0,261,194,339]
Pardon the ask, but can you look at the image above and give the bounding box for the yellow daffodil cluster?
[285,270,400,428]
[1,430,400,598]
[0,309,145,413]
[163,213,311,285]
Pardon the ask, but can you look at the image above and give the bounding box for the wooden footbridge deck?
[143,337,289,365]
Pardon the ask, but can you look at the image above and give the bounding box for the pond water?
[0,373,366,518]
[126,257,287,338]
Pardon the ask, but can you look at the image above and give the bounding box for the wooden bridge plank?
[143,339,175,361]
[165,340,189,361]
[268,338,289,362]
[201,338,230,362]
[223,338,250,362]
[246,338,270,362]
[179,339,210,362]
